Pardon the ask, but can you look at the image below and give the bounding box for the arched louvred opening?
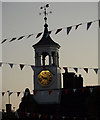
[41,52,49,66]
[51,52,55,66]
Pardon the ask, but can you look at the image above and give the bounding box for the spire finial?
[39,4,52,26]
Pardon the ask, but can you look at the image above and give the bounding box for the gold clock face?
[38,70,53,87]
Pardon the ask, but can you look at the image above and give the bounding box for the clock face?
[38,70,53,87]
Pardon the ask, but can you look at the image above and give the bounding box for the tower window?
[41,52,49,66]
[51,52,55,66]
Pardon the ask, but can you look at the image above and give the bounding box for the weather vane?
[39,4,52,24]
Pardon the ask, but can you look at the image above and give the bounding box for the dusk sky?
[0,1,99,111]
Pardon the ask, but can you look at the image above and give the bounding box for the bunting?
[0,62,99,75]
[75,23,82,30]
[73,68,78,73]
[67,26,72,35]
[9,63,14,68]
[0,62,2,67]
[9,92,13,96]
[1,19,100,44]
[94,68,98,74]
[55,28,62,34]
[20,64,24,70]
[2,92,5,96]
[17,36,25,40]
[17,92,21,97]
[27,34,33,39]
[9,37,16,42]
[87,22,92,30]
[49,90,52,95]
[83,68,88,73]
[1,39,7,44]
[36,32,42,38]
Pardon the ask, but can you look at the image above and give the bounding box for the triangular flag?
[36,32,42,38]
[93,68,98,74]
[81,88,85,93]
[27,34,33,38]
[17,36,25,40]
[44,114,48,119]
[0,62,2,67]
[55,28,62,34]
[1,39,7,44]
[84,68,88,73]
[73,89,77,93]
[38,114,42,119]
[62,116,66,120]
[9,92,13,96]
[17,92,21,97]
[33,90,37,95]
[2,92,5,96]
[31,65,34,71]
[9,37,16,42]
[50,115,53,120]
[43,66,46,69]
[99,20,100,28]
[56,115,60,119]
[63,67,68,72]
[67,26,72,35]
[9,63,13,68]
[46,31,52,38]
[75,23,82,30]
[73,68,78,73]
[49,90,52,95]
[65,89,68,94]
[87,22,92,30]
[20,64,24,70]
[89,88,93,93]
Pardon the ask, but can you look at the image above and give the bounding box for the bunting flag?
[43,66,46,69]
[81,88,85,93]
[0,62,2,67]
[73,89,77,93]
[73,68,78,73]
[9,92,13,96]
[49,90,52,95]
[9,37,16,42]
[1,39,7,44]
[17,92,21,97]
[67,26,72,35]
[75,23,82,30]
[94,68,98,74]
[1,19,100,44]
[20,64,24,70]
[27,34,33,38]
[87,22,92,30]
[65,89,68,94]
[36,32,42,38]
[46,31,52,38]
[99,20,100,28]
[89,88,93,93]
[63,67,68,72]
[9,63,14,68]
[55,28,62,34]
[83,68,88,73]
[17,36,25,40]
[31,65,35,71]
[33,90,37,95]
[2,92,5,96]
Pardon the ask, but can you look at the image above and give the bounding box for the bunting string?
[0,62,99,74]
[1,19,100,44]
[1,86,100,97]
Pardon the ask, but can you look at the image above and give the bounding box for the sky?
[0,1,99,111]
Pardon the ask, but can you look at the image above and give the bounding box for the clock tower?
[32,4,61,91]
